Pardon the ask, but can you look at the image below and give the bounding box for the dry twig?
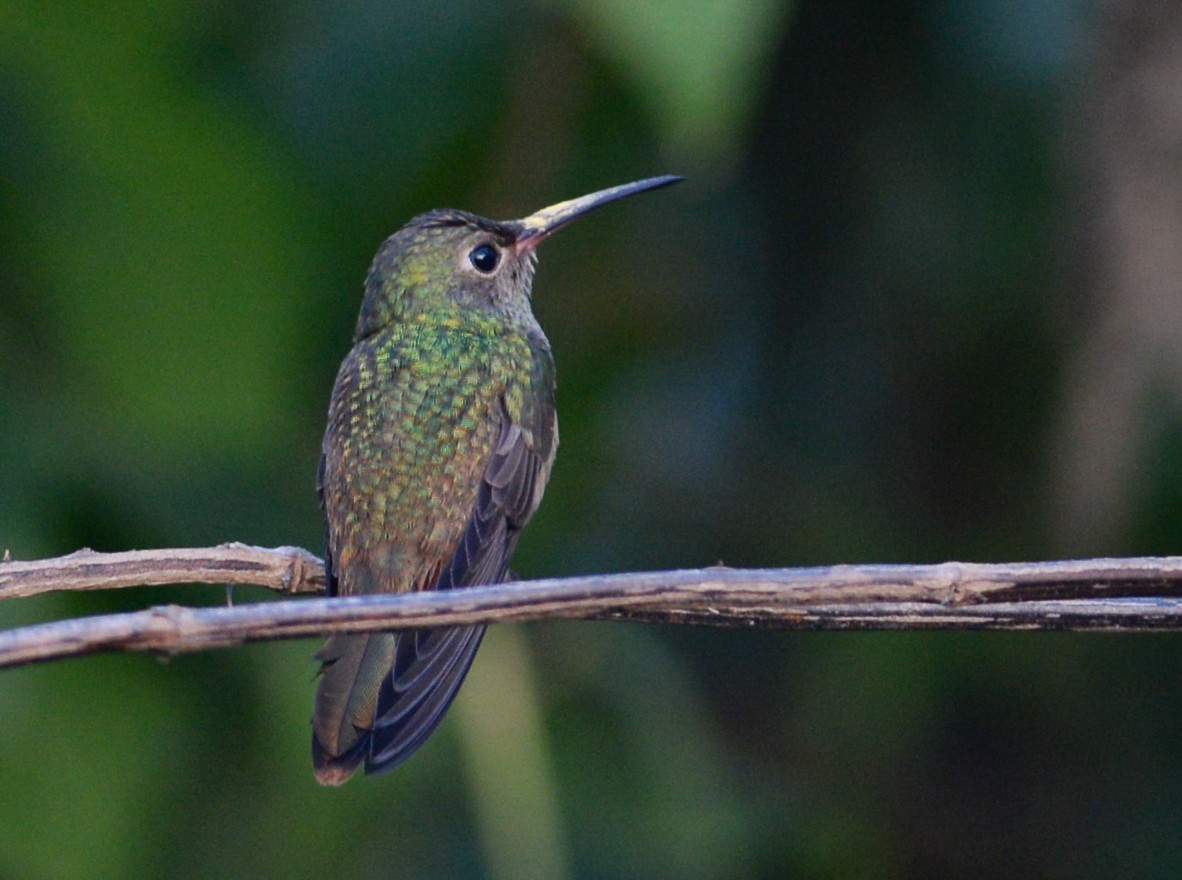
[4,545,1182,670]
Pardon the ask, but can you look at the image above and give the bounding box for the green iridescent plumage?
[312,176,681,784]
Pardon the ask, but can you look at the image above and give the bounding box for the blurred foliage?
[5,1,1182,878]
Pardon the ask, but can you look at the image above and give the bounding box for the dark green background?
[3,1,1181,877]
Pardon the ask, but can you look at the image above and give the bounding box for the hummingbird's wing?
[366,349,558,771]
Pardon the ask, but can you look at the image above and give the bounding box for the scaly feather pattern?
[313,303,556,784]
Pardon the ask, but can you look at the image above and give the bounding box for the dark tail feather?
[311,625,486,783]
[312,727,369,786]
[311,632,395,785]
[366,624,486,774]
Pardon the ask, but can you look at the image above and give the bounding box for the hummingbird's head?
[353,176,684,341]
[354,211,540,340]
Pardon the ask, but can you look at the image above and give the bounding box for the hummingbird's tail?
[311,633,395,784]
[311,624,485,785]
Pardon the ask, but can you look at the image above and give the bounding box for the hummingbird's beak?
[513,175,684,254]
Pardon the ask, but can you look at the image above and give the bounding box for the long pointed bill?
[513,175,684,253]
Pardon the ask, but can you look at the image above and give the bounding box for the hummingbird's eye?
[469,243,500,274]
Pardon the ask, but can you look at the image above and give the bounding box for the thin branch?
[0,544,326,600]
[5,547,1182,669]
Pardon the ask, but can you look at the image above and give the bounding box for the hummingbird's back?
[312,306,556,784]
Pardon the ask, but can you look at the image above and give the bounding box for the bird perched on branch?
[312,175,683,784]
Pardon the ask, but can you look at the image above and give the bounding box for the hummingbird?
[312,175,683,784]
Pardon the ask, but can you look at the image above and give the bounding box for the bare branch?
[0,544,326,600]
[5,548,1182,669]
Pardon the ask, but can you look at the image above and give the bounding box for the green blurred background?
[4,1,1182,877]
